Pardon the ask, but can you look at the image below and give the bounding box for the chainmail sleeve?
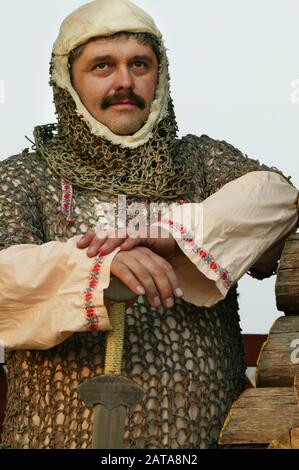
[0,151,45,250]
[197,134,292,196]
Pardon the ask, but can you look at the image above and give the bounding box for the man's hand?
[77,228,178,260]
[77,230,126,257]
[77,230,184,307]
[110,246,183,309]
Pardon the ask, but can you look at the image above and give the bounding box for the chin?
[92,110,145,135]
[109,122,143,136]
[92,109,147,136]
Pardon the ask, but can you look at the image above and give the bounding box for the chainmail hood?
[52,0,169,148]
[34,0,192,200]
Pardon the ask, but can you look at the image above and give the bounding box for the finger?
[86,234,108,257]
[132,248,177,309]
[156,257,184,300]
[114,252,162,309]
[110,259,146,297]
[136,247,183,306]
[100,237,127,255]
[120,236,145,251]
[77,231,96,248]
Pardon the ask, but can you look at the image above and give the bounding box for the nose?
[114,65,134,90]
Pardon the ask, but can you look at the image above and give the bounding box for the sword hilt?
[104,301,126,375]
[103,277,137,375]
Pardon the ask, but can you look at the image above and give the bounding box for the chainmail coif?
[33,68,193,202]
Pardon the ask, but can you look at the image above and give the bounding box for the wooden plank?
[276,269,299,287]
[221,406,299,445]
[268,316,299,334]
[256,317,299,387]
[260,332,299,350]
[286,234,299,241]
[291,427,299,448]
[278,252,299,270]
[256,350,299,387]
[278,237,299,257]
[276,268,299,312]
[294,375,299,403]
[219,387,299,446]
[268,427,299,449]
[230,387,296,407]
[275,236,299,313]
[276,269,299,284]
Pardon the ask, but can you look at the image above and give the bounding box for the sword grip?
[104,301,126,375]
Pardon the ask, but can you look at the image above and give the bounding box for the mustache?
[101,90,146,110]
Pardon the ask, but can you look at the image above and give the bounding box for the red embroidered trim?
[84,254,104,331]
[140,198,189,205]
[61,180,74,227]
[165,219,233,290]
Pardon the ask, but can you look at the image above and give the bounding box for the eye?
[133,61,146,68]
[95,63,108,70]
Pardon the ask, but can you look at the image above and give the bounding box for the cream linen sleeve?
[158,171,298,307]
[0,236,118,350]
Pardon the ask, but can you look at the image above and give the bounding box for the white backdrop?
[1,0,298,333]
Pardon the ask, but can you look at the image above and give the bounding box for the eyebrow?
[87,54,154,67]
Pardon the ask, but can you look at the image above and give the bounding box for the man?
[0,0,297,449]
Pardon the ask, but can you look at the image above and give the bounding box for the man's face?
[71,36,159,135]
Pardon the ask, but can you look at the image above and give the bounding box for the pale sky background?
[1,0,298,333]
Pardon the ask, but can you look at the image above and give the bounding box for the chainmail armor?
[0,134,282,448]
